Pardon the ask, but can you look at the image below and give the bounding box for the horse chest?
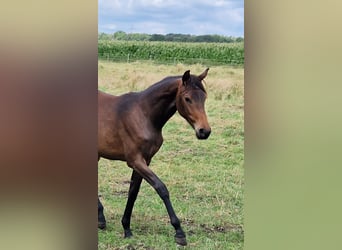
[139,132,163,159]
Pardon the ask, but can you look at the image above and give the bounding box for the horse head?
[176,68,211,139]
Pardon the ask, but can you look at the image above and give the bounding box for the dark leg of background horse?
[98,197,106,229]
[121,170,143,238]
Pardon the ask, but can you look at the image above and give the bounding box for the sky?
[98,0,244,37]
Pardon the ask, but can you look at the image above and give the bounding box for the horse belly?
[98,120,126,161]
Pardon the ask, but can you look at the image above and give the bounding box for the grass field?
[98,60,244,250]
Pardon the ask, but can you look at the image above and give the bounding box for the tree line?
[98,31,243,43]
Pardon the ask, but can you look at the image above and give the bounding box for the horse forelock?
[187,75,206,94]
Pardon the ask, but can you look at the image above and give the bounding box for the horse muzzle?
[196,127,211,140]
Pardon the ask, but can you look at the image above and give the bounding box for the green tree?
[150,34,165,41]
[113,31,127,40]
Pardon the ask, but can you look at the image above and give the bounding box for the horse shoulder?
[123,108,164,162]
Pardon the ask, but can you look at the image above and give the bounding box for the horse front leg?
[98,197,106,229]
[154,178,187,246]
[121,170,143,238]
[128,157,187,246]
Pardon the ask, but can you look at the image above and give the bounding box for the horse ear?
[182,70,191,85]
[198,68,209,80]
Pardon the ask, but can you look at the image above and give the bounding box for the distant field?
[98,61,244,249]
[98,40,244,66]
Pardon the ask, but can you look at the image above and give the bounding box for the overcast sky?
[98,0,244,37]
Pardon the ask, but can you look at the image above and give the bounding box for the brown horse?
[98,68,211,246]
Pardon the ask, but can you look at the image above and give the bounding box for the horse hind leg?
[98,156,107,229]
[98,197,106,229]
[121,170,143,238]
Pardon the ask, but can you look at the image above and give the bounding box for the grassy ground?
[98,60,244,250]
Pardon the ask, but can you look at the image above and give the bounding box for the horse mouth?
[196,128,211,140]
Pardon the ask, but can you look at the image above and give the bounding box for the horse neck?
[140,77,180,130]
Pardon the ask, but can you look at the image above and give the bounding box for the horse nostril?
[197,128,211,139]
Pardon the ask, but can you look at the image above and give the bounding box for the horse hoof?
[124,230,133,238]
[98,222,106,230]
[175,236,187,246]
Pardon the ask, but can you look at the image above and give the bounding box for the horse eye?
[185,97,192,104]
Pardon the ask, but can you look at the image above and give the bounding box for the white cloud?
[132,21,167,34]
[99,24,117,31]
[98,0,122,11]
[98,0,244,36]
